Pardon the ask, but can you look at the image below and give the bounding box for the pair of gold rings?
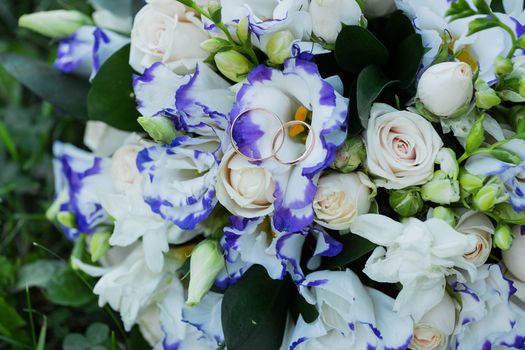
[229,108,316,165]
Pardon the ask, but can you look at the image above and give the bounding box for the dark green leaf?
[222,265,291,350]
[474,0,492,14]
[357,65,398,128]
[0,296,26,336]
[380,11,415,51]
[468,17,500,36]
[88,45,141,132]
[44,269,93,307]
[0,53,90,118]
[16,260,66,289]
[335,26,389,73]
[322,234,376,269]
[63,333,89,350]
[394,33,424,87]
[132,0,146,16]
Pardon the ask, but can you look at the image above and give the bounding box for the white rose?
[313,172,376,230]
[216,148,275,218]
[130,0,209,74]
[455,210,493,266]
[111,142,143,192]
[409,293,456,350]
[363,0,396,18]
[503,226,525,282]
[417,62,473,117]
[83,121,131,157]
[309,0,362,43]
[365,103,443,189]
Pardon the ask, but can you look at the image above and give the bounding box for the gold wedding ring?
[271,120,315,165]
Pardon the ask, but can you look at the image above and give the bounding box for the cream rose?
[365,103,443,189]
[216,148,275,218]
[409,293,456,350]
[309,0,363,43]
[111,142,144,192]
[129,0,209,74]
[455,210,493,266]
[313,172,375,230]
[503,226,525,282]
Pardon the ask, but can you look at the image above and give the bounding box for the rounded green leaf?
[44,269,93,307]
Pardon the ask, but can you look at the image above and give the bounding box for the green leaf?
[474,0,492,14]
[466,114,485,154]
[222,265,291,350]
[380,11,416,51]
[44,269,93,307]
[468,17,500,36]
[446,0,476,21]
[489,147,522,164]
[36,317,47,350]
[335,26,389,73]
[0,296,26,336]
[89,0,132,17]
[0,53,90,118]
[16,260,67,289]
[88,45,141,132]
[86,323,109,345]
[356,65,398,128]
[63,333,90,350]
[322,233,376,269]
[394,33,424,87]
[493,203,525,224]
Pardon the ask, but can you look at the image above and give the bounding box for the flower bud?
[475,79,501,109]
[432,206,457,227]
[138,116,181,144]
[200,38,232,53]
[236,16,250,43]
[436,148,459,179]
[207,1,221,16]
[494,223,514,250]
[187,240,225,306]
[89,231,111,262]
[417,62,473,117]
[214,50,253,82]
[459,168,485,194]
[19,10,93,39]
[389,188,424,217]
[472,180,507,212]
[266,31,294,65]
[465,113,485,155]
[495,56,514,76]
[421,171,460,205]
[330,136,366,173]
[57,212,77,229]
[502,226,525,281]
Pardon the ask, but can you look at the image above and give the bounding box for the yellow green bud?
[330,136,366,173]
[214,50,253,83]
[19,10,92,38]
[187,240,225,306]
[389,188,424,217]
[266,30,295,65]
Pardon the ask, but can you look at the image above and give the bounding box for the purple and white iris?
[52,142,113,240]
[290,269,413,350]
[137,136,219,230]
[465,139,525,212]
[55,26,129,79]
[230,58,348,232]
[133,62,233,146]
[217,216,341,287]
[450,264,525,349]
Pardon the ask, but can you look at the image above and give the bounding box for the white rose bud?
[363,0,396,18]
[19,10,92,38]
[313,172,376,230]
[455,210,494,266]
[130,1,209,74]
[309,0,363,43]
[417,62,473,117]
[409,293,456,350]
[84,121,131,157]
[111,143,144,192]
[365,103,443,189]
[187,240,225,306]
[503,226,525,282]
[216,148,276,218]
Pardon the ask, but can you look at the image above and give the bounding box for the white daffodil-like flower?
[351,214,477,322]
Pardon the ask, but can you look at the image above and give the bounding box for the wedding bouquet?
[12,0,525,348]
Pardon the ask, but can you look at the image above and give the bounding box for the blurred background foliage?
[0,1,148,349]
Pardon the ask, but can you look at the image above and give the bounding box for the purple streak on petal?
[92,27,110,75]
